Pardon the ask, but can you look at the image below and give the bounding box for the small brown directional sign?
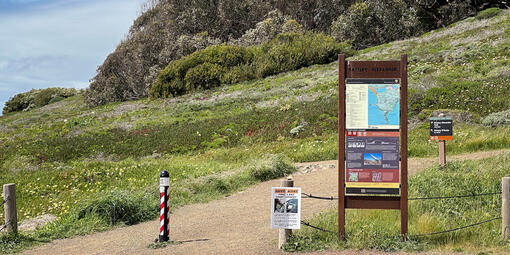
[430,117,453,140]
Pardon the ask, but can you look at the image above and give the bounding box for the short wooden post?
[3,184,17,234]
[278,177,294,249]
[502,177,510,239]
[439,140,446,167]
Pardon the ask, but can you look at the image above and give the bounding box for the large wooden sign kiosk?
[337,54,408,239]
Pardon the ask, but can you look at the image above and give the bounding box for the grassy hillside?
[0,9,509,253]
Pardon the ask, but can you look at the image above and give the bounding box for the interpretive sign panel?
[346,79,400,130]
[430,117,453,140]
[345,131,400,195]
[338,54,408,240]
[271,187,301,229]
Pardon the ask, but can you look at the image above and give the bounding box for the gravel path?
[22,149,509,255]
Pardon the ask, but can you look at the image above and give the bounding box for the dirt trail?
[22,149,509,255]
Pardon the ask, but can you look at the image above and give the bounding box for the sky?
[0,0,146,114]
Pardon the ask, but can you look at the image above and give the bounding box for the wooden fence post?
[3,184,17,234]
[502,177,510,239]
[278,177,294,249]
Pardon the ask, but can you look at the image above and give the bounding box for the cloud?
[0,0,145,113]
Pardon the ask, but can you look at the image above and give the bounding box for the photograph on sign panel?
[274,198,298,213]
[364,153,382,166]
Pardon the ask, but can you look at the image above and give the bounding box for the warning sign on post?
[271,187,301,229]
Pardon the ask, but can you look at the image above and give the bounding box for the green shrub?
[151,44,255,97]
[255,32,353,77]
[482,109,510,127]
[331,0,421,49]
[475,8,501,20]
[184,63,225,91]
[2,88,77,114]
[151,32,353,98]
[2,93,31,114]
[76,190,158,226]
[249,154,296,181]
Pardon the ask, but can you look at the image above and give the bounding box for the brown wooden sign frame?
[337,54,408,240]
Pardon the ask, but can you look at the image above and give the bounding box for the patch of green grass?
[409,123,510,157]
[284,154,510,253]
[0,234,39,254]
[249,154,296,181]
[147,240,181,249]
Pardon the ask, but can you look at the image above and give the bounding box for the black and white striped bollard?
[159,170,170,242]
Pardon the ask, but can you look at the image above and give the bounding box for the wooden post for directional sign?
[430,116,452,167]
[439,141,446,167]
[338,54,408,240]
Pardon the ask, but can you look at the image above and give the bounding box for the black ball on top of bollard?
[160,170,169,178]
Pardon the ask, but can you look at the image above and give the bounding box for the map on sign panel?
[368,84,399,127]
[346,79,400,130]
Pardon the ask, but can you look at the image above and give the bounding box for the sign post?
[429,116,453,167]
[338,54,408,240]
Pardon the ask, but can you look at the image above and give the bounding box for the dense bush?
[2,88,77,114]
[249,154,296,181]
[231,10,304,46]
[331,0,421,49]
[76,190,157,226]
[255,32,352,77]
[476,7,502,20]
[151,44,256,97]
[410,0,507,28]
[482,109,510,127]
[151,32,353,98]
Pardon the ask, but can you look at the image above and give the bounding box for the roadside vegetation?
[0,7,509,254]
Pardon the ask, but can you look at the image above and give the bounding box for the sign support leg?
[400,54,408,240]
[338,54,346,240]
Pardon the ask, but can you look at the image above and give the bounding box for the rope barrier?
[301,221,337,234]
[301,192,502,201]
[0,221,10,232]
[410,217,502,237]
[302,217,502,237]
[302,193,337,200]
[0,198,7,207]
[301,191,502,237]
[409,192,502,201]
